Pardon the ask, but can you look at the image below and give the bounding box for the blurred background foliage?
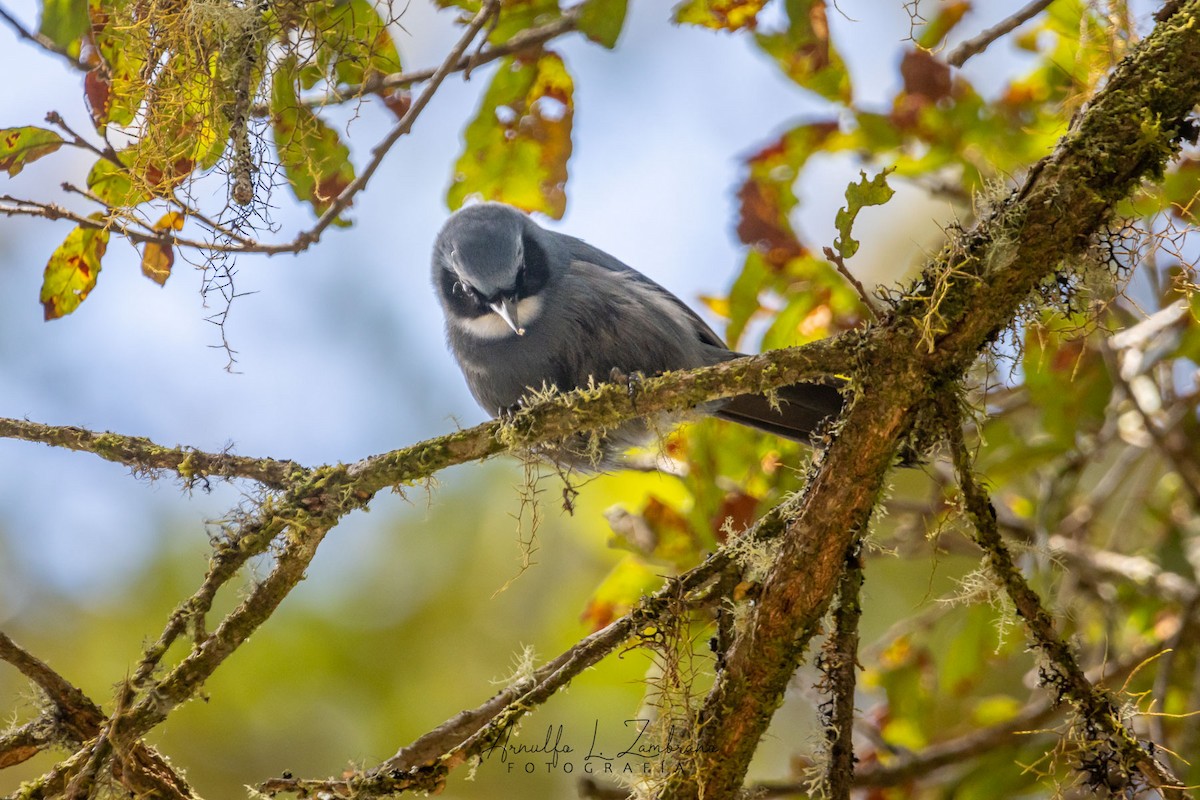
[2,0,1199,797]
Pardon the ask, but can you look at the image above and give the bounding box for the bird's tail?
[715,382,844,443]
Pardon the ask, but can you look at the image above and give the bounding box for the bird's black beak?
[489,296,525,336]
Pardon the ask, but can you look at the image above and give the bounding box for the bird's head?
[433,203,551,337]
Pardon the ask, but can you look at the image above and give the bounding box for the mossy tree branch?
[946,412,1183,794]
[661,5,1200,797]
[0,342,847,492]
[0,633,196,800]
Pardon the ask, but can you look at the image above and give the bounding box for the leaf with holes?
[141,211,185,286]
[833,168,895,259]
[448,53,574,218]
[578,0,627,47]
[0,127,64,177]
[271,56,356,220]
[673,0,766,30]
[40,219,109,320]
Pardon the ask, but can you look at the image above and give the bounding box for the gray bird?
[432,202,843,468]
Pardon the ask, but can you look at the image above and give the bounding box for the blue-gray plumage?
[432,202,843,468]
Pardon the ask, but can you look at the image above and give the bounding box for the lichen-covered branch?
[946,417,1184,796]
[660,4,1200,796]
[820,543,863,800]
[0,418,306,490]
[1,342,845,494]
[0,633,196,800]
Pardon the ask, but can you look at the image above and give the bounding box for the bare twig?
[944,0,1055,67]
[823,245,881,321]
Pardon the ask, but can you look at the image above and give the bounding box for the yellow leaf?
[40,219,109,320]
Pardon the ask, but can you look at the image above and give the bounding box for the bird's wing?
[562,236,728,350]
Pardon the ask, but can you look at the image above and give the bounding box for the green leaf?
[578,0,627,48]
[1160,157,1200,223]
[38,0,89,57]
[86,144,194,208]
[0,127,64,177]
[833,168,895,259]
[86,156,146,208]
[672,0,766,31]
[304,0,402,87]
[726,250,770,349]
[40,219,109,320]
[439,0,563,46]
[914,0,970,50]
[271,56,357,219]
[87,0,149,129]
[755,0,851,103]
[579,556,663,631]
[448,53,574,218]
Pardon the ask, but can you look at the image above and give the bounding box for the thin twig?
[944,0,1055,67]
[823,246,882,321]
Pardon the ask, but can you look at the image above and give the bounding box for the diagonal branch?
[287,0,502,253]
[945,410,1184,795]
[944,0,1054,67]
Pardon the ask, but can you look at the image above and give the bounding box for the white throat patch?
[457,294,544,339]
